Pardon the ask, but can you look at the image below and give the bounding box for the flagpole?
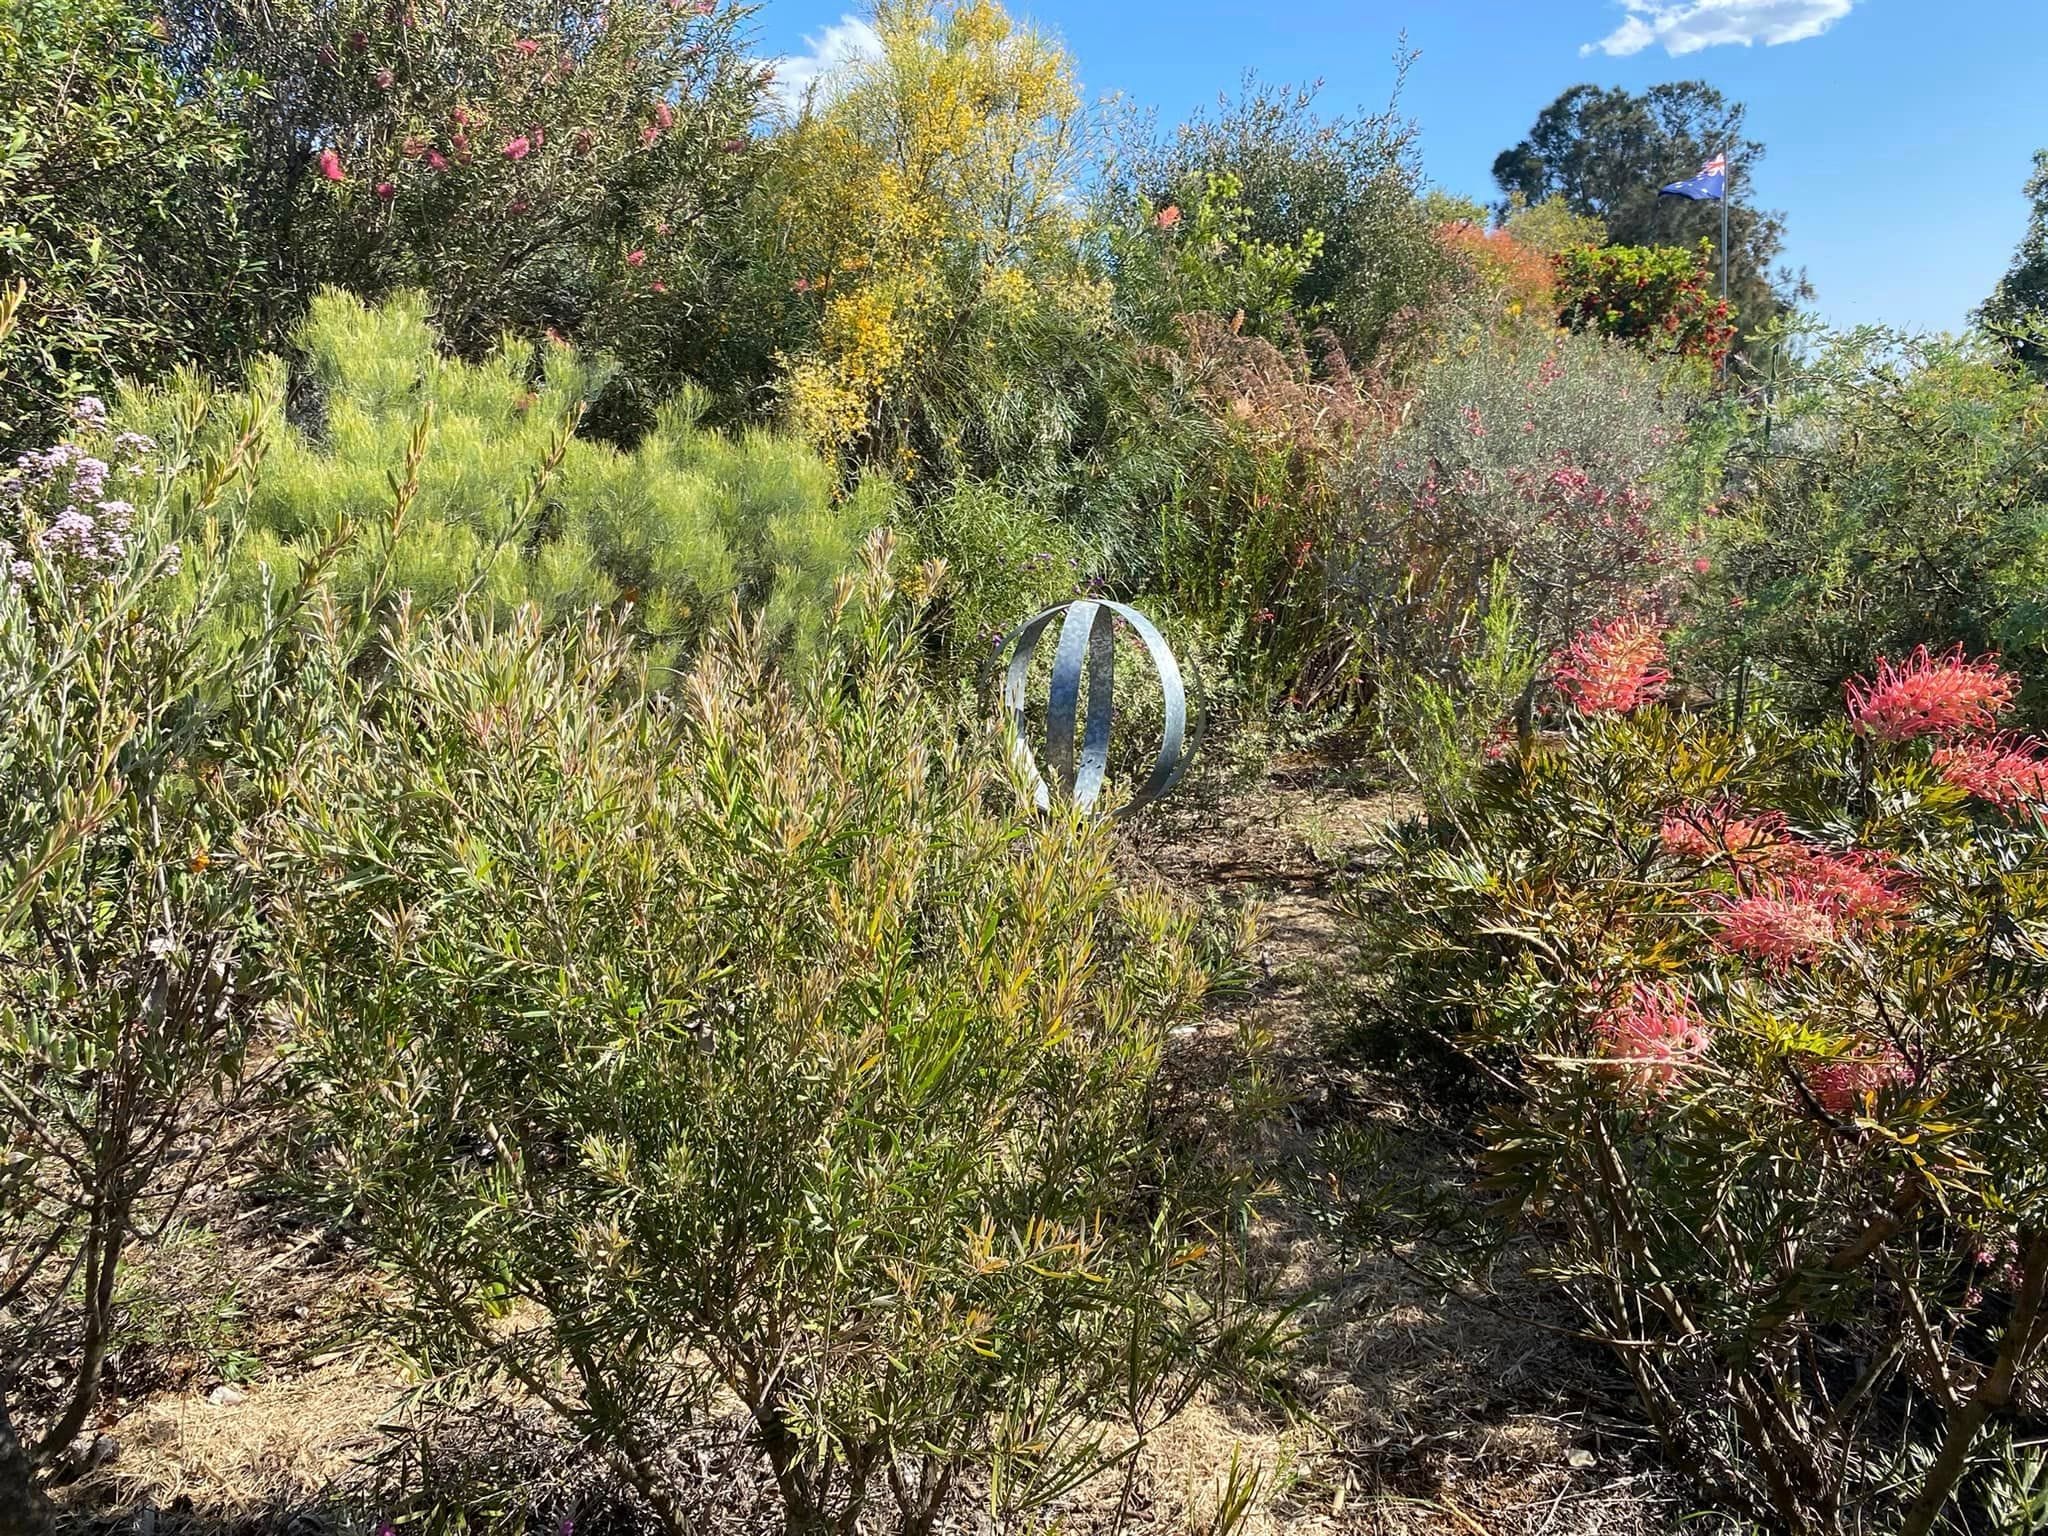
[1720,153,1731,301]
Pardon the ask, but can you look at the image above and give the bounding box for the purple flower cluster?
[3,425,160,591]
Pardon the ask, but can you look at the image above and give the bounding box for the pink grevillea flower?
[427,149,449,172]
[649,280,668,293]
[1659,801,1785,866]
[654,100,675,129]
[1553,615,1670,716]
[1845,646,2017,742]
[639,125,660,147]
[1801,1046,1911,1116]
[316,147,345,181]
[625,249,646,267]
[375,180,395,200]
[514,36,539,53]
[1932,736,2048,811]
[1155,204,1181,229]
[1594,980,1712,1098]
[503,135,531,160]
[1774,846,1913,927]
[1713,888,1838,968]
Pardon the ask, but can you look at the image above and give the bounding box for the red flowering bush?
[1553,239,1736,369]
[1350,646,2048,1533]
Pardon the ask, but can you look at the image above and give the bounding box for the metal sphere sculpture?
[999,599,1193,818]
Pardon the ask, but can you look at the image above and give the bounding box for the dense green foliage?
[1554,239,1735,366]
[274,541,1268,1535]
[129,289,889,669]
[0,0,264,448]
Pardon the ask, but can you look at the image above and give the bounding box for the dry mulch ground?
[41,745,1700,1536]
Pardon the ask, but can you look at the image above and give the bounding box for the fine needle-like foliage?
[274,534,1273,1535]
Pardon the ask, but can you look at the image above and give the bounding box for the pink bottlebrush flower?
[1692,557,1711,574]
[1155,204,1181,230]
[1553,615,1670,716]
[650,280,667,293]
[514,37,539,53]
[654,100,675,129]
[1801,1046,1910,1116]
[1659,801,1785,866]
[316,147,345,181]
[1932,736,2048,811]
[1713,888,1838,968]
[625,249,646,267]
[1845,646,2017,742]
[375,179,395,200]
[503,135,531,160]
[427,149,449,172]
[1594,980,1712,1097]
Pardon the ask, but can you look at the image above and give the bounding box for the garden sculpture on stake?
[999,599,1193,818]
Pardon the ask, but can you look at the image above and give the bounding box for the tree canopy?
[1980,148,2048,372]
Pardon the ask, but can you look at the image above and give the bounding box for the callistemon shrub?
[1349,623,2048,1535]
[275,537,1264,1536]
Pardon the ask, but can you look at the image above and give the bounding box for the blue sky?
[757,0,2048,334]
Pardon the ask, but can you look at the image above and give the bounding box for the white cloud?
[765,15,882,119]
[1582,0,1859,57]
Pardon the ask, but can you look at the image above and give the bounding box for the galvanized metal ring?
[999,600,1191,818]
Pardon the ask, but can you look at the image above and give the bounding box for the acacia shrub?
[274,536,1269,1534]
[1349,626,2048,1534]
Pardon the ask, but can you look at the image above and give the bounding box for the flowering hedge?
[1351,627,2048,1533]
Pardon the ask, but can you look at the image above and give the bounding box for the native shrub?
[1341,327,1698,734]
[1688,324,2048,726]
[275,536,1269,1536]
[1554,240,1735,369]
[0,379,369,1511]
[1350,627,2048,1534]
[0,0,264,450]
[159,0,764,389]
[124,290,886,669]
[1432,221,1555,328]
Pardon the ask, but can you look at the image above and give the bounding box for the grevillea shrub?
[274,536,1271,1536]
[0,378,368,1513]
[1554,240,1736,369]
[126,290,887,670]
[1349,627,2048,1533]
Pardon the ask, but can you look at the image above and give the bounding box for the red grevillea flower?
[1713,888,1838,967]
[1801,1046,1910,1116]
[1659,801,1785,866]
[374,180,395,200]
[316,147,345,181]
[625,249,646,267]
[1594,980,1712,1097]
[654,100,675,129]
[1155,204,1181,230]
[1553,615,1670,716]
[1845,646,2017,742]
[427,149,449,172]
[503,135,531,160]
[1932,736,2048,811]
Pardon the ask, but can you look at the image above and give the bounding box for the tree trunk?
[0,1390,52,1536]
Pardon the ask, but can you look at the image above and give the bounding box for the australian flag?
[1660,154,1728,202]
